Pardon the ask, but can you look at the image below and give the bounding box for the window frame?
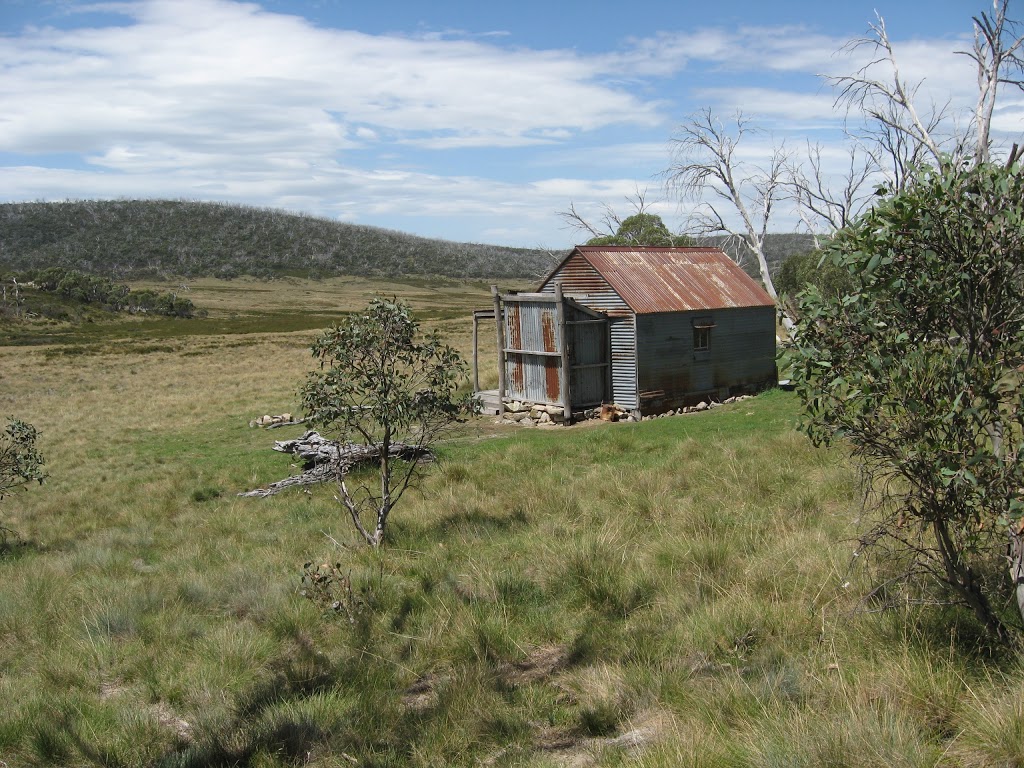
[691,316,715,353]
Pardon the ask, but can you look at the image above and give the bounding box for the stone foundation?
[638,394,754,421]
[497,400,568,426]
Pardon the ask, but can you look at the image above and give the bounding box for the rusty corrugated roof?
[569,246,775,314]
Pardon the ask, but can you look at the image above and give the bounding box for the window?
[693,326,710,351]
[692,317,714,352]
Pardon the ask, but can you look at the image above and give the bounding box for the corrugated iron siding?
[635,306,777,407]
[540,253,636,409]
[610,317,638,409]
[577,247,775,314]
[503,299,561,404]
[539,251,631,317]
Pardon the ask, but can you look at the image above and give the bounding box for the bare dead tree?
[830,1,1024,172]
[786,142,877,249]
[964,1,1024,164]
[851,100,944,192]
[666,108,789,307]
[558,201,608,241]
[829,14,949,168]
[558,188,657,241]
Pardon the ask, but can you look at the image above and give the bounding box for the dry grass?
[1,277,1023,767]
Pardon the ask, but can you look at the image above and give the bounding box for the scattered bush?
[32,267,197,317]
[0,417,45,545]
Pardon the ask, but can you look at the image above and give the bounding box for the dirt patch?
[97,680,192,742]
[498,644,570,688]
[533,710,670,767]
[402,671,447,711]
[151,701,192,741]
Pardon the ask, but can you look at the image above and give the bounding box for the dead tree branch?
[238,431,433,498]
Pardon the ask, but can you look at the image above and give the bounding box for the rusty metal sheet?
[506,303,522,351]
[502,297,565,405]
[541,313,557,353]
[544,357,561,400]
[571,246,774,314]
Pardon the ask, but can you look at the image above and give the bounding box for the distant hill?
[0,200,557,280]
[0,199,816,284]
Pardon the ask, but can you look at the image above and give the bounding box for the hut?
[472,245,778,422]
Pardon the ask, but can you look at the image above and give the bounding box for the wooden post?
[555,282,571,424]
[471,312,480,393]
[491,285,505,404]
[605,319,613,409]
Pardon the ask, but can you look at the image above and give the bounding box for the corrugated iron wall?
[567,304,608,407]
[609,318,638,409]
[634,306,777,408]
[503,298,562,404]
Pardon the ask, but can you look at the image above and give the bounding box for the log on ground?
[239,430,433,498]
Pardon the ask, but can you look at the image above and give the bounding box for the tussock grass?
[2,279,1024,766]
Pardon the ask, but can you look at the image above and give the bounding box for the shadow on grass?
[394,505,531,546]
[0,529,49,562]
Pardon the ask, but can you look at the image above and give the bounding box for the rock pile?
[497,401,568,427]
[494,393,756,427]
[638,394,754,421]
[249,413,298,428]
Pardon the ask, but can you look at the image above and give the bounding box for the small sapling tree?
[300,298,471,547]
[1,418,46,545]
[791,160,1024,642]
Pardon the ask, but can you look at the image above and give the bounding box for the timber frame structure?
[472,284,611,424]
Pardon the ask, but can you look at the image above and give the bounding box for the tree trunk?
[933,519,1011,642]
[238,431,432,498]
[1008,526,1024,628]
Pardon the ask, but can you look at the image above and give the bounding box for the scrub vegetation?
[0,200,555,281]
[0,198,814,287]
[1,275,1023,767]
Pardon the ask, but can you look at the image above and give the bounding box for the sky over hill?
[1,0,1019,248]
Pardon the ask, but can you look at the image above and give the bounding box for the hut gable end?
[538,250,630,317]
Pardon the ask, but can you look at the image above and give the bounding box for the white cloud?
[0,0,665,160]
[692,88,841,125]
[1,1,1014,247]
[534,141,671,171]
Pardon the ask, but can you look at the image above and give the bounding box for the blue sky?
[1,0,1019,248]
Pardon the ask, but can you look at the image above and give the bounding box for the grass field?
[1,276,1023,767]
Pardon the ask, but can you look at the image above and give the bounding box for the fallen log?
[239,430,432,498]
[265,418,306,430]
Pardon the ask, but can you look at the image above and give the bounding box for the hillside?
[0,200,817,284]
[0,200,556,280]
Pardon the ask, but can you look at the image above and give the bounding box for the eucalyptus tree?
[791,160,1024,642]
[300,298,472,548]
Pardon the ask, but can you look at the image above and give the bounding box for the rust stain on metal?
[509,358,525,394]
[568,246,775,314]
[507,303,522,350]
[541,313,557,353]
[544,358,560,400]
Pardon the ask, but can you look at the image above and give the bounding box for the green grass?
[1,280,1023,766]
